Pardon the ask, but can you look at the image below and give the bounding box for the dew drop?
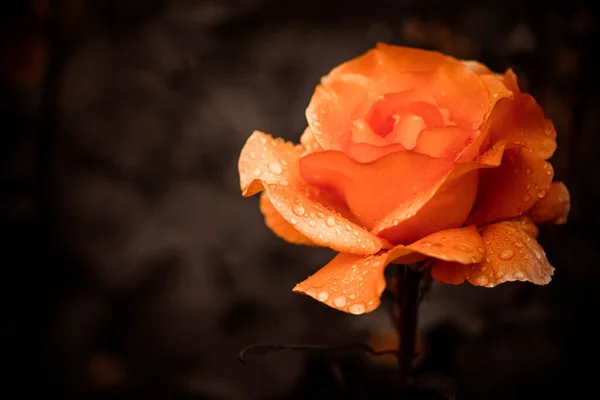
[514,242,523,248]
[290,218,297,225]
[259,136,267,144]
[513,271,525,280]
[349,303,365,315]
[499,249,514,260]
[537,190,547,198]
[253,168,261,177]
[268,162,282,174]
[308,220,317,227]
[345,224,352,231]
[523,195,531,202]
[454,243,471,252]
[335,227,342,235]
[325,217,335,227]
[292,204,305,216]
[477,246,484,253]
[317,212,325,218]
[545,169,553,176]
[249,151,256,159]
[534,250,542,260]
[317,291,329,301]
[392,219,399,226]
[349,294,356,300]
[475,276,489,286]
[334,296,347,307]
[470,256,477,263]
[485,257,491,263]
[420,241,432,247]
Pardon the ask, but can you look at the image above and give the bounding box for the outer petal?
[260,192,314,246]
[431,218,554,287]
[239,131,386,255]
[466,148,554,227]
[530,181,570,224]
[293,226,485,314]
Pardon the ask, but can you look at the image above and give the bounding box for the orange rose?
[238,44,570,314]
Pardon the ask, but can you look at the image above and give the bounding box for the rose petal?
[293,252,390,314]
[431,218,554,287]
[260,192,315,246]
[466,148,554,227]
[530,181,570,224]
[325,44,456,84]
[407,226,486,264]
[300,126,323,154]
[486,92,557,160]
[299,150,454,232]
[414,126,475,159]
[239,131,386,254]
[306,74,374,151]
[371,141,512,244]
[293,226,485,314]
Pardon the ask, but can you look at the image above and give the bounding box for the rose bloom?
[238,44,570,315]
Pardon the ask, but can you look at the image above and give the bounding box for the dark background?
[1,0,598,399]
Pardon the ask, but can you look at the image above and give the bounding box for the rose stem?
[396,264,421,390]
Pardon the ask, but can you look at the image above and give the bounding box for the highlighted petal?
[467,148,554,227]
[239,131,386,255]
[531,181,570,225]
[431,218,554,287]
[294,226,485,314]
[260,192,314,246]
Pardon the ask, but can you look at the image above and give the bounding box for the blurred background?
[1,0,598,399]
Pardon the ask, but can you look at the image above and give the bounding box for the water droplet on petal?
[334,296,347,307]
[514,242,523,248]
[253,168,261,177]
[292,204,305,216]
[523,195,531,202]
[290,218,297,225]
[308,220,316,227]
[325,217,335,227]
[513,271,525,280]
[249,151,256,159]
[499,249,514,260]
[349,303,365,315]
[537,190,547,198]
[345,224,352,231]
[317,292,329,301]
[317,212,325,218]
[534,250,543,260]
[475,275,489,285]
[268,162,282,174]
[477,246,484,253]
[454,243,471,252]
[392,219,399,226]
